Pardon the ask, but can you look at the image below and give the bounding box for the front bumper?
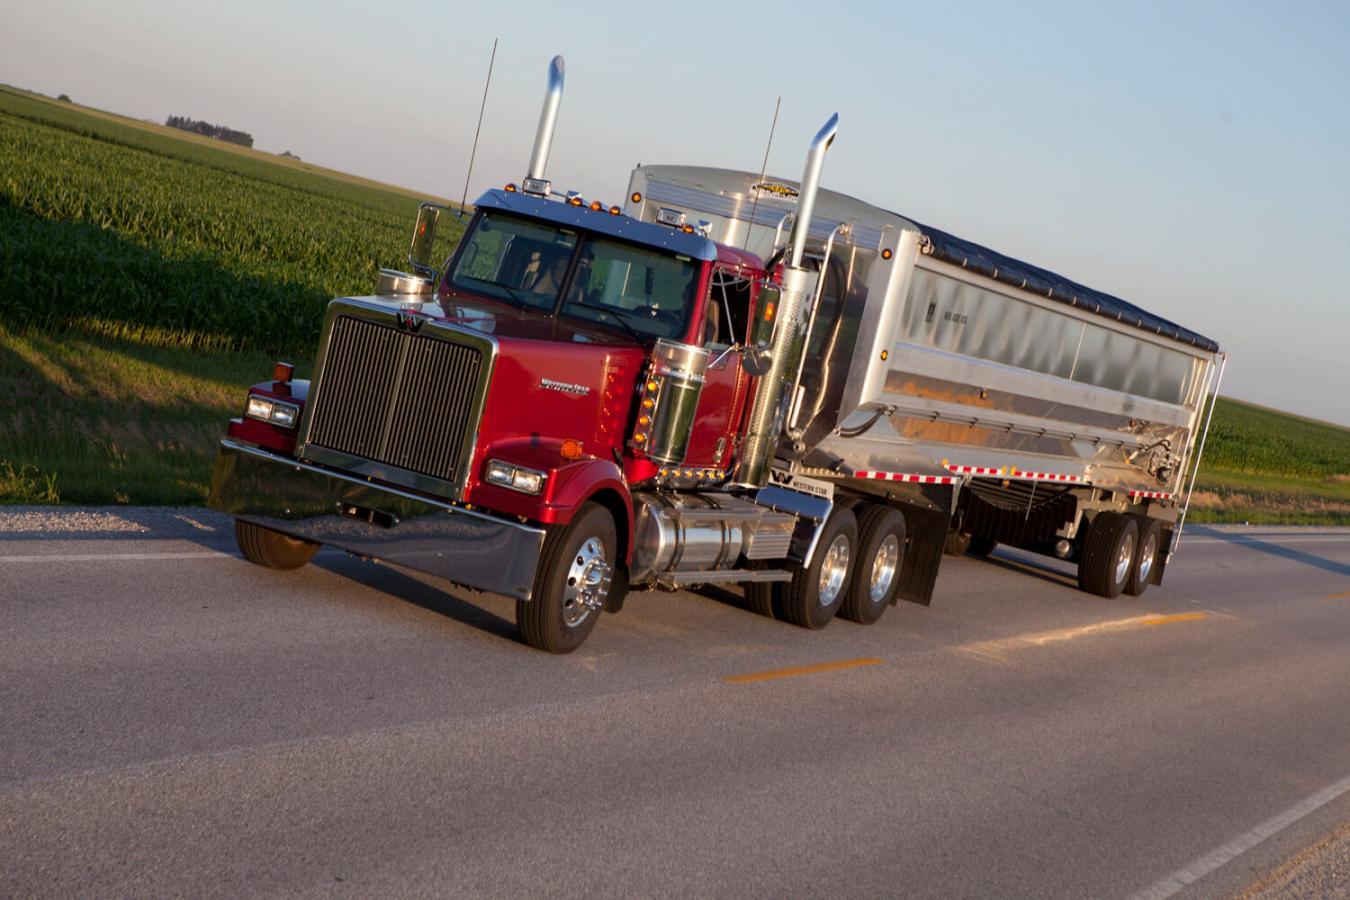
[207,439,545,600]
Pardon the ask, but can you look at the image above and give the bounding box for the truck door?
[682,267,754,472]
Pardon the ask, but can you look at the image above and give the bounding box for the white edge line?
[1128,772,1350,900]
[0,551,232,563]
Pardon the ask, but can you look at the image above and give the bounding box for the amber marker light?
[504,183,518,192]
[609,205,621,215]
[560,439,583,460]
[631,191,642,203]
[880,349,889,361]
[569,195,584,206]
[646,379,659,392]
[590,200,603,211]
[272,361,294,383]
[881,248,893,260]
[681,224,694,233]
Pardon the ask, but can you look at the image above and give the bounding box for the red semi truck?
[209,56,1224,653]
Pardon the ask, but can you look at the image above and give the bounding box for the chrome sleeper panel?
[208,439,544,601]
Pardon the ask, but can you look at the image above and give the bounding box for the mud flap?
[895,503,953,606]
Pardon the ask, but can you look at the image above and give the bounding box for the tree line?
[164,115,254,148]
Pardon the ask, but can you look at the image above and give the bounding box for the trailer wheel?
[943,531,972,556]
[516,502,615,654]
[1077,512,1138,599]
[1125,516,1161,597]
[780,507,857,630]
[968,535,997,558]
[235,520,319,570]
[841,506,905,624]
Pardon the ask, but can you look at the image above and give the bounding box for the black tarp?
[910,220,1220,353]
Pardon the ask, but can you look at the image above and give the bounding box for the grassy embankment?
[1,86,1346,518]
[0,86,461,503]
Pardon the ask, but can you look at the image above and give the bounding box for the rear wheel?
[780,507,857,630]
[516,503,615,654]
[235,520,319,570]
[841,506,905,624]
[1077,512,1138,599]
[1125,516,1161,597]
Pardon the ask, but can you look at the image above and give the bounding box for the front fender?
[467,440,635,561]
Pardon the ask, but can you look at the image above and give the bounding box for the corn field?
[0,87,462,357]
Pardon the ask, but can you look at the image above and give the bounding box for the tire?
[943,530,972,556]
[967,535,997,558]
[1125,516,1161,597]
[841,506,905,624]
[1076,512,1139,599]
[743,581,778,618]
[516,502,615,654]
[780,507,858,630]
[235,519,319,570]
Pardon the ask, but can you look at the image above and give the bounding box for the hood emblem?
[396,305,426,333]
[541,378,591,396]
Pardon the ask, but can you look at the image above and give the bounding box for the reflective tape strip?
[944,464,1004,476]
[1005,467,1082,483]
[855,470,959,485]
[1128,490,1172,500]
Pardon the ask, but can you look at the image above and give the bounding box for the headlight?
[244,395,301,430]
[485,459,547,495]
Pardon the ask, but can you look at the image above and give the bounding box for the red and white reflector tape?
[944,464,1003,476]
[1128,490,1172,500]
[1005,469,1081,483]
[855,470,959,485]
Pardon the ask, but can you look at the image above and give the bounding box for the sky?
[4,0,1350,425]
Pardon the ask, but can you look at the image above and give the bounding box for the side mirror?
[407,203,441,278]
[741,281,781,376]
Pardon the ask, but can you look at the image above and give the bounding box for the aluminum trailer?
[625,166,1225,599]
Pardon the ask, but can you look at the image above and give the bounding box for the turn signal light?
[272,361,294,384]
[560,439,583,460]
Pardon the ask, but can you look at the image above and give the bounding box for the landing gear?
[516,502,616,654]
[780,507,857,629]
[235,520,319,570]
[841,506,905,624]
[1125,516,1161,597]
[1077,511,1138,599]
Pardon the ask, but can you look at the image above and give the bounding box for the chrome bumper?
[207,439,545,600]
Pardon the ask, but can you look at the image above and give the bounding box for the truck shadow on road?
[312,554,522,645]
[1188,526,1350,578]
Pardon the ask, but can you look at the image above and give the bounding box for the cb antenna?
[458,37,498,217]
[742,95,781,251]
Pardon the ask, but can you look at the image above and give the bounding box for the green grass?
[1189,398,1350,525]
[1,87,1346,516]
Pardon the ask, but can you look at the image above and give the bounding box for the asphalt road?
[2,508,1348,898]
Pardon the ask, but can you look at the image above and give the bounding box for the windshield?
[447,213,578,311]
[561,237,698,340]
[448,211,700,341]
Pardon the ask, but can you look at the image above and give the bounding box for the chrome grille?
[306,315,484,486]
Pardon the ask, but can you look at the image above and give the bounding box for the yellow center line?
[1325,591,1350,600]
[960,611,1210,659]
[722,657,885,684]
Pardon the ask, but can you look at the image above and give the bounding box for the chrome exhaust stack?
[734,114,839,489]
[523,56,565,191]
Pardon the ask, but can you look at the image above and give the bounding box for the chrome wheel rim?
[563,537,611,627]
[1114,532,1137,585]
[1137,531,1157,584]
[817,534,851,607]
[869,534,900,603]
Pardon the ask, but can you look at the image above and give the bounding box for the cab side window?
[704,269,752,347]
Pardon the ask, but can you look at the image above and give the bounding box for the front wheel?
[516,502,616,654]
[235,520,319,570]
[780,507,858,630]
